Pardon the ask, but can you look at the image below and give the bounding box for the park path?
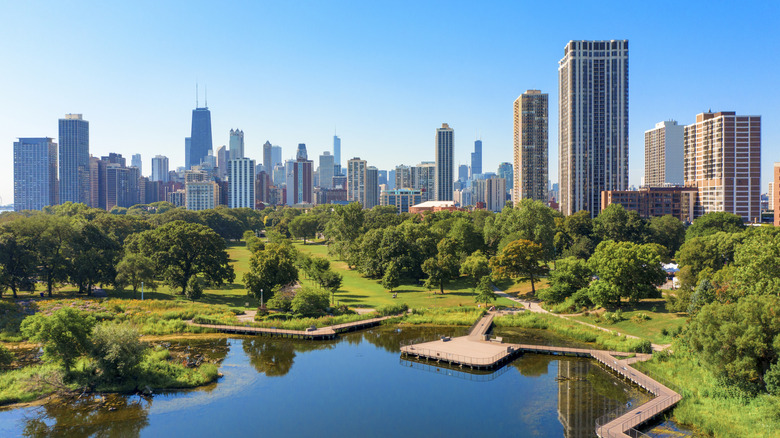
[492,286,670,352]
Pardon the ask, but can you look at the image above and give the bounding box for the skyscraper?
[216,145,229,179]
[229,158,255,208]
[319,151,335,189]
[58,113,90,205]
[645,120,684,186]
[296,143,308,160]
[263,141,273,176]
[471,140,482,177]
[185,137,192,170]
[333,135,341,168]
[498,162,513,191]
[151,155,170,183]
[347,158,367,207]
[684,111,761,221]
[189,104,213,169]
[366,166,379,209]
[458,164,469,181]
[559,40,629,216]
[435,123,454,201]
[14,137,58,211]
[513,90,548,203]
[395,165,412,189]
[272,146,282,168]
[131,153,142,175]
[229,129,244,160]
[412,162,436,202]
[285,158,313,205]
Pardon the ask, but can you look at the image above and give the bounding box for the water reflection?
[242,337,333,377]
[22,395,150,438]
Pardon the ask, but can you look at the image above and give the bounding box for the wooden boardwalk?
[400,312,681,438]
[190,315,396,340]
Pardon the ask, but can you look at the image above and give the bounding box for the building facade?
[435,123,454,201]
[380,189,422,213]
[229,129,244,160]
[645,120,684,186]
[58,113,90,205]
[347,158,367,207]
[229,158,256,209]
[333,135,341,168]
[186,181,219,210]
[189,107,213,169]
[683,111,761,222]
[151,155,170,182]
[365,166,379,209]
[412,162,436,202]
[131,153,142,175]
[319,151,335,189]
[559,40,629,216]
[14,137,58,211]
[262,141,273,176]
[513,90,548,204]
[471,140,482,177]
[601,186,697,222]
[285,158,314,205]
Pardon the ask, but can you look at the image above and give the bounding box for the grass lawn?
[294,240,517,309]
[569,299,687,345]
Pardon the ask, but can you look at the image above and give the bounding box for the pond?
[0,326,671,437]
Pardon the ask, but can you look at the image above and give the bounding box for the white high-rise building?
[559,40,629,216]
[644,121,684,186]
[229,129,244,160]
[229,158,255,208]
[151,155,169,183]
[435,123,454,201]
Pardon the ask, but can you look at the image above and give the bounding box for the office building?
[387,170,396,190]
[380,189,422,213]
[228,158,255,209]
[285,158,314,205]
[105,165,140,210]
[184,137,192,169]
[412,162,436,202]
[485,177,507,212]
[216,145,228,179]
[151,155,170,183]
[471,140,482,178]
[435,123,454,201]
[273,164,286,186]
[229,129,244,160]
[513,90,548,203]
[347,158,367,207]
[601,186,697,222]
[378,170,388,187]
[498,162,513,191]
[454,188,472,207]
[296,143,308,160]
[684,111,761,221]
[366,166,379,209]
[559,40,629,216]
[395,165,413,189]
[319,151,335,189]
[188,103,213,169]
[645,120,684,186]
[271,146,282,168]
[131,154,142,175]
[458,164,469,181]
[186,181,219,210]
[262,141,273,176]
[333,135,341,167]
[58,113,90,205]
[13,137,58,211]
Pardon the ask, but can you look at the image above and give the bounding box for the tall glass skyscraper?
[296,143,308,160]
[14,137,58,211]
[333,135,341,167]
[271,146,282,169]
[471,140,482,177]
[435,123,454,201]
[58,114,90,205]
[151,155,170,182]
[229,129,244,160]
[188,107,213,169]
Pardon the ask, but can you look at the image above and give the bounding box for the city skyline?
[2,2,780,204]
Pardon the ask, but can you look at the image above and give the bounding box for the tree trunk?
[530,277,536,295]
[47,277,54,297]
[11,285,17,299]
[440,284,445,295]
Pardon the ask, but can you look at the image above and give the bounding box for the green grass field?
[294,241,517,309]
[569,299,687,345]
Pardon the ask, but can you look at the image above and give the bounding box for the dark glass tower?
[58,114,90,204]
[188,107,213,169]
[471,140,482,177]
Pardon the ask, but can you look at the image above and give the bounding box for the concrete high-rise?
[513,90,548,203]
[285,158,313,205]
[189,105,213,169]
[366,166,379,209]
[412,162,436,202]
[228,158,255,209]
[185,137,192,169]
[14,137,58,211]
[263,141,273,176]
[395,165,412,189]
[319,151,335,189]
[131,153,142,175]
[644,120,684,186]
[684,111,761,222]
[333,135,341,167]
[559,40,629,216]
[151,155,170,183]
[435,123,454,201]
[229,129,244,160]
[216,145,228,179]
[471,140,482,177]
[58,114,90,205]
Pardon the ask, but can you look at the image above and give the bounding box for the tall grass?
[401,307,486,326]
[249,313,380,330]
[0,364,67,405]
[494,312,652,353]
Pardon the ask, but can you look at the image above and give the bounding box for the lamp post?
[260,288,264,310]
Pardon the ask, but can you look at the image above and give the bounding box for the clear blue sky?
[2,0,778,204]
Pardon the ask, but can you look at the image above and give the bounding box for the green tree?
[319,270,343,305]
[686,211,745,239]
[20,308,96,372]
[115,253,157,295]
[539,256,592,303]
[421,239,459,294]
[289,215,319,244]
[90,323,147,381]
[490,239,549,295]
[135,221,235,294]
[243,242,299,304]
[325,202,364,261]
[732,231,780,297]
[686,295,780,393]
[648,215,686,255]
[460,250,491,287]
[0,229,37,298]
[381,261,401,292]
[593,204,648,243]
[10,215,74,297]
[67,222,122,295]
[185,275,203,300]
[0,344,14,369]
[474,275,497,307]
[199,210,245,240]
[586,280,620,309]
[588,240,666,307]
[291,287,330,316]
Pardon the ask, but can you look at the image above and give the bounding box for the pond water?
[0,326,668,437]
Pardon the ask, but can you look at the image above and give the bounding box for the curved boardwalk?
[189,315,397,340]
[400,312,681,438]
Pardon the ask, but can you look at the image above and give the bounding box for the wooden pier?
[400,312,681,438]
[190,315,396,340]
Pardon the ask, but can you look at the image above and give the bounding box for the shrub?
[185,276,203,301]
[376,303,408,316]
[291,287,329,317]
[20,308,96,372]
[764,362,780,396]
[90,323,147,381]
[0,344,14,369]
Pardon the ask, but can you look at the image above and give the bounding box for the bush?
[764,362,780,396]
[291,287,329,317]
[90,323,147,381]
[0,344,14,369]
[185,276,203,301]
[376,303,408,316]
[20,308,96,372]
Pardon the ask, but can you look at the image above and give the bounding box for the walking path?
[493,287,670,352]
[189,314,397,340]
[400,312,681,438]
